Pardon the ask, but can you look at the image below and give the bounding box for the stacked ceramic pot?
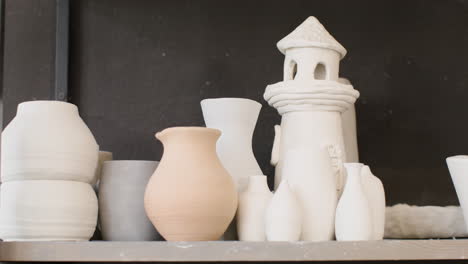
[0,101,99,241]
[264,17,360,241]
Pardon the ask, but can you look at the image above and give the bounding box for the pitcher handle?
[271,125,281,166]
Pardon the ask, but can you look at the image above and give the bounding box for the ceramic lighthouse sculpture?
[264,17,360,241]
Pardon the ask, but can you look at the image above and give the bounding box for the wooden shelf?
[1,239,468,262]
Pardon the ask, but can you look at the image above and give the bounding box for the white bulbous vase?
[0,180,98,241]
[1,101,99,183]
[237,175,272,241]
[265,180,302,242]
[282,148,337,241]
[335,163,373,241]
[446,155,468,230]
[201,98,263,192]
[361,165,385,240]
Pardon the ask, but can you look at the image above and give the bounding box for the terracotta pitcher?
[144,127,238,241]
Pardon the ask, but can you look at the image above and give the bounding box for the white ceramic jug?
[282,148,337,241]
[335,163,373,241]
[1,101,99,183]
[237,175,272,241]
[265,180,301,241]
[361,165,385,240]
[201,98,263,192]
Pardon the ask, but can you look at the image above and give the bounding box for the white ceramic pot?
[265,180,301,242]
[0,180,98,241]
[282,148,337,241]
[335,163,373,241]
[1,101,99,183]
[99,160,161,241]
[361,165,385,240]
[446,155,468,230]
[201,98,263,192]
[237,175,272,241]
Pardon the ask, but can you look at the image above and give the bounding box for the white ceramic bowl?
[0,180,98,241]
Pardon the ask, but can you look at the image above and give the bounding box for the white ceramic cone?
[361,165,385,240]
[237,175,272,241]
[335,163,373,241]
[265,180,302,241]
[446,155,468,230]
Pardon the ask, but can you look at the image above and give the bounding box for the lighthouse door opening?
[314,63,327,80]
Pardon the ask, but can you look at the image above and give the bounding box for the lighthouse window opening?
[292,62,297,80]
[286,59,297,81]
[314,63,327,80]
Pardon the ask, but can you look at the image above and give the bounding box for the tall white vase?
[1,101,99,183]
[335,163,373,241]
[0,180,98,241]
[201,98,263,192]
[237,175,272,241]
[265,180,301,242]
[282,148,337,241]
[361,165,385,240]
[446,155,468,230]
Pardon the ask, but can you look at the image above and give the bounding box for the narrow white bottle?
[361,165,386,240]
[237,175,273,241]
[335,163,373,241]
[265,180,302,241]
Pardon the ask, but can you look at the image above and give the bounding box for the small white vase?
[1,101,99,183]
[361,165,385,240]
[446,155,468,230]
[335,163,373,241]
[0,180,98,241]
[201,98,263,192]
[265,180,301,241]
[282,148,337,241]
[237,175,272,241]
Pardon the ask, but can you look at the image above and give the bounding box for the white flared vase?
[201,98,263,192]
[0,180,98,241]
[282,148,337,241]
[446,155,468,230]
[237,175,272,241]
[1,101,99,183]
[361,165,385,240]
[265,180,301,241]
[335,163,373,241]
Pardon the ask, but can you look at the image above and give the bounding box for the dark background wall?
[3,0,468,206]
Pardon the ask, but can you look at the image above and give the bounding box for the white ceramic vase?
[335,163,373,241]
[361,165,385,240]
[446,155,468,230]
[1,101,99,183]
[282,148,337,241]
[0,180,98,241]
[237,175,272,241]
[201,98,263,192]
[92,151,113,192]
[265,180,301,241]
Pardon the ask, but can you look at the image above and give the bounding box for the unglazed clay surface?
[339,77,359,163]
[92,151,113,191]
[1,101,99,183]
[99,160,160,241]
[201,98,263,192]
[335,163,373,241]
[237,175,272,241]
[265,180,301,242]
[144,127,238,241]
[0,180,98,241]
